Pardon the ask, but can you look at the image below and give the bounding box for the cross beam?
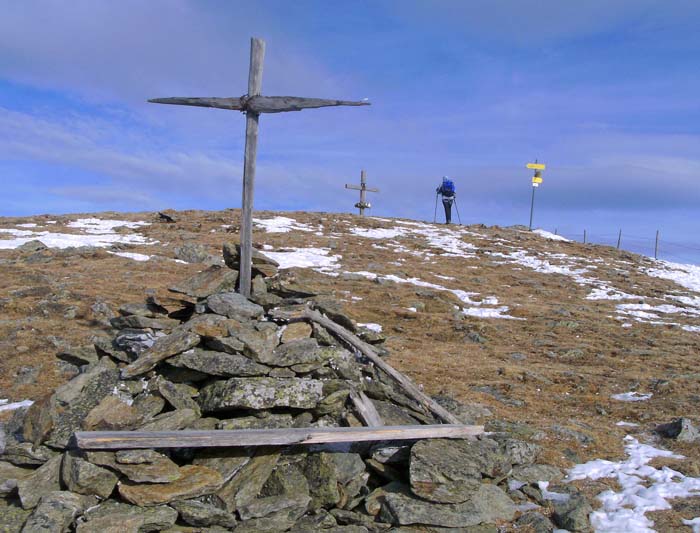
[345,169,379,216]
[149,38,370,297]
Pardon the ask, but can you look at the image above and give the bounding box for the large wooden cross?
[345,169,379,216]
[149,37,370,297]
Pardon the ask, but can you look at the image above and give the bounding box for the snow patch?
[358,323,382,333]
[108,251,151,262]
[263,247,340,270]
[253,216,314,233]
[611,392,652,402]
[0,399,34,412]
[534,229,570,242]
[568,436,700,532]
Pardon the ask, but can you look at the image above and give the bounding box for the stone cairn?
[0,243,590,532]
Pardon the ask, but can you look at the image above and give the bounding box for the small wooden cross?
[345,170,379,216]
[149,37,370,297]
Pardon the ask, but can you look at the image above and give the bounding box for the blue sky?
[1,0,700,262]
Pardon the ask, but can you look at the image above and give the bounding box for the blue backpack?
[442,179,455,195]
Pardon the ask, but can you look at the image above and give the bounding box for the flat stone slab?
[198,378,324,412]
[206,292,264,321]
[379,483,516,528]
[410,438,511,503]
[121,329,201,378]
[118,464,223,506]
[169,348,271,377]
[169,265,239,299]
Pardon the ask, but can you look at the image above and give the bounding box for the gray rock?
[120,328,201,378]
[206,292,264,321]
[168,348,270,377]
[0,498,32,532]
[170,499,237,528]
[118,465,223,506]
[17,454,63,509]
[109,315,180,330]
[510,464,563,483]
[112,329,158,359]
[218,414,294,430]
[154,377,201,414]
[56,345,99,367]
[223,243,279,277]
[21,491,89,533]
[261,462,310,499]
[656,418,700,442]
[217,450,280,511]
[61,453,118,498]
[552,493,592,532]
[0,460,33,496]
[26,358,120,448]
[174,243,214,264]
[409,438,511,504]
[496,437,541,465]
[516,511,555,532]
[314,298,356,332]
[198,377,324,412]
[289,509,338,531]
[193,449,251,484]
[137,409,200,431]
[169,265,239,299]
[266,338,322,367]
[113,450,182,483]
[378,483,516,528]
[203,335,245,354]
[17,240,47,253]
[238,494,311,520]
[1,442,58,467]
[78,501,178,533]
[235,495,310,532]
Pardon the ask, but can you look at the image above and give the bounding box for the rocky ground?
[1,208,700,531]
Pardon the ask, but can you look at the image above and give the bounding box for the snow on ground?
[645,260,700,294]
[0,218,154,250]
[611,392,652,402]
[344,271,521,319]
[263,247,340,271]
[533,229,570,242]
[358,323,382,333]
[351,227,407,239]
[587,286,640,301]
[107,251,151,262]
[253,216,314,233]
[567,435,700,532]
[0,399,34,412]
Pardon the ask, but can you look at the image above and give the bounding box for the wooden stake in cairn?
[149,37,370,297]
[345,169,379,216]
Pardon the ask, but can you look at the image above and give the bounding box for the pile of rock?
[0,244,590,532]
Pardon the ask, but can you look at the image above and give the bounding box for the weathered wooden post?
[149,37,370,297]
[345,170,379,216]
[655,230,660,259]
[617,228,622,249]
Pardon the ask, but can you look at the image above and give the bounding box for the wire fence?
[547,228,700,266]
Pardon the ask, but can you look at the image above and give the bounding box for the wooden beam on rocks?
[73,424,483,450]
[302,308,462,425]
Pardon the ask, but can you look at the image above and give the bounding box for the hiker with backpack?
[436,176,456,224]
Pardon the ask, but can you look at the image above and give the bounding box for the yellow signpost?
[527,160,546,229]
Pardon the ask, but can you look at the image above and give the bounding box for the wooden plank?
[73,424,483,450]
[247,96,369,113]
[148,97,245,111]
[238,37,266,298]
[349,391,384,427]
[303,308,462,425]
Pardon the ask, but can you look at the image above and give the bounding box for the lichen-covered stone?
[17,454,62,509]
[378,483,516,527]
[409,438,511,504]
[206,292,264,321]
[198,378,324,412]
[121,329,201,379]
[21,491,90,533]
[137,409,200,431]
[170,499,237,528]
[0,461,33,496]
[168,348,270,378]
[281,322,313,343]
[118,465,223,506]
[216,450,280,512]
[169,265,239,299]
[62,453,118,498]
[218,414,294,430]
[77,501,178,533]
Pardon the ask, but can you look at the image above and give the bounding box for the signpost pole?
[528,186,536,231]
[526,159,545,231]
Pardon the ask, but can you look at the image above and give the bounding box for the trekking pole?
[433,193,438,223]
[454,198,462,225]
